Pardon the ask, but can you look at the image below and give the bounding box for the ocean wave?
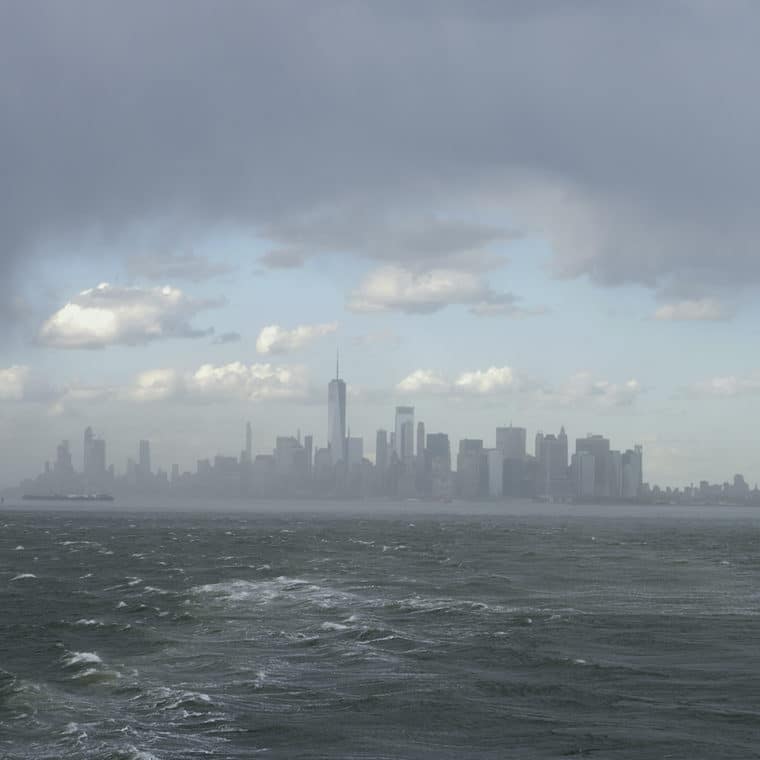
[63,651,102,667]
[113,747,160,760]
[321,621,350,631]
[192,576,356,609]
[10,573,36,581]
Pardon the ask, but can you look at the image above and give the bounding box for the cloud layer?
[397,366,641,407]
[653,298,727,322]
[348,266,525,315]
[255,322,338,355]
[3,3,760,313]
[130,362,310,404]
[38,283,220,349]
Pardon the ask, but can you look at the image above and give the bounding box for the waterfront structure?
[327,357,347,466]
[394,406,415,461]
[139,440,151,478]
[487,449,504,498]
[416,421,425,462]
[576,434,610,499]
[347,437,364,469]
[572,451,596,500]
[496,426,527,460]
[245,421,252,463]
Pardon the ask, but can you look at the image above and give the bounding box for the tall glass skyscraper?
[328,356,346,465]
[394,406,415,461]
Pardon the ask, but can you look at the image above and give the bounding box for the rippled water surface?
[2,506,760,758]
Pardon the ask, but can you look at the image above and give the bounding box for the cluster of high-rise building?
[13,364,760,505]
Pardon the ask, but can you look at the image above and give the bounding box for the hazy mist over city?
[2,1,759,491]
[7,6,760,759]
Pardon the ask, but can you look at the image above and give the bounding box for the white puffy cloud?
[688,373,760,398]
[39,283,220,349]
[455,367,521,394]
[0,365,30,401]
[255,322,338,355]
[551,372,643,408]
[397,366,526,396]
[130,368,183,402]
[396,366,640,407]
[653,298,727,322]
[347,266,525,315]
[396,369,450,394]
[127,362,310,404]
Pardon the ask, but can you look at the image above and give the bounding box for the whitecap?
[10,573,36,581]
[74,619,101,627]
[14,545,24,551]
[122,746,159,760]
[321,621,349,631]
[63,651,102,667]
[116,601,127,609]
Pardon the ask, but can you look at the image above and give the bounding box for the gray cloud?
[127,252,233,283]
[259,249,309,270]
[212,331,242,345]
[1,0,760,320]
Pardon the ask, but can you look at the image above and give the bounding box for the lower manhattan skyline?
[5,361,758,506]
[1,5,760,493]
[1,346,758,493]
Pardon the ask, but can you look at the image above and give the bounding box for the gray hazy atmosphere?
[4,7,760,758]
[2,2,760,492]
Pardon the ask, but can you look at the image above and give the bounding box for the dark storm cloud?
[1,0,760,320]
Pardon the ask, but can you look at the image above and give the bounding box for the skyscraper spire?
[336,348,340,380]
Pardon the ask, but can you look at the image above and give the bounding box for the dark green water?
[2,507,760,758]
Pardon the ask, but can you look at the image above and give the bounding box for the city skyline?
[3,4,760,490]
[7,363,759,506]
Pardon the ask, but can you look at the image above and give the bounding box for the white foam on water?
[117,601,127,609]
[10,573,36,581]
[74,619,102,627]
[63,651,102,667]
[14,545,24,551]
[192,576,354,609]
[123,746,160,760]
[127,577,143,586]
[321,621,350,631]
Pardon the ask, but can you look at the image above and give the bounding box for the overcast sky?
[2,1,759,488]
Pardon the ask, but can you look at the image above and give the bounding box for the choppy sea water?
[2,505,760,759]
